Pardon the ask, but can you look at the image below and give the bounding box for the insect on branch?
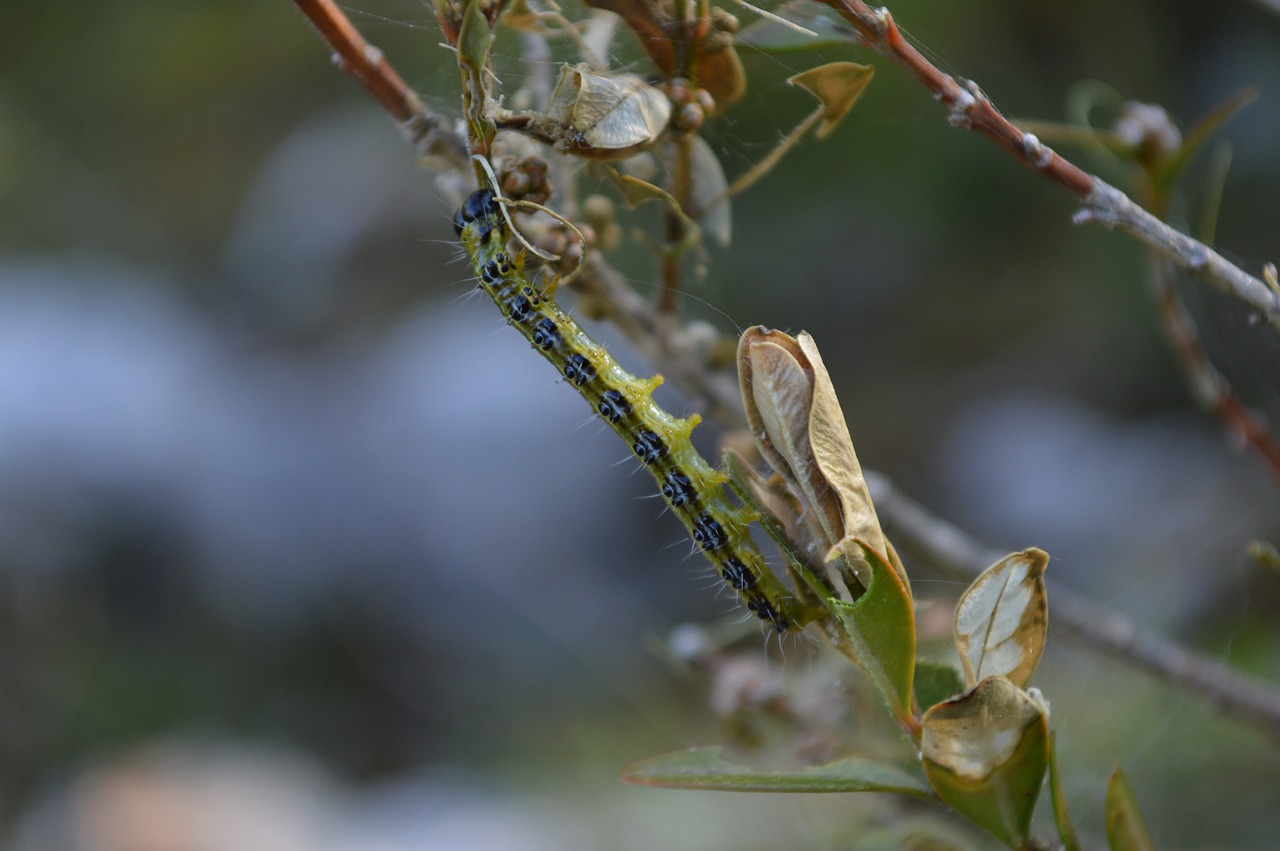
[289,0,1280,740]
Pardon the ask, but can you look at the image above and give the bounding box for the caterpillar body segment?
[455,189,811,632]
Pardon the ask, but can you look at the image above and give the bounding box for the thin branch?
[812,0,1093,195]
[810,1,1280,329]
[1077,180,1280,331]
[865,471,1280,742]
[1148,254,1280,476]
[292,0,470,171]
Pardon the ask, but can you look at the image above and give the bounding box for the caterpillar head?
[453,189,500,238]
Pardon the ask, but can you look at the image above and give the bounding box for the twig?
[1148,254,1280,476]
[1077,180,1280,331]
[865,471,1280,742]
[812,0,1093,195]
[810,1,1280,329]
[291,0,469,171]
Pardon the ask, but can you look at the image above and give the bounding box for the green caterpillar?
[454,188,809,632]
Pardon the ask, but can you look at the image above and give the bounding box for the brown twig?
[810,1,1280,331]
[864,471,1280,742]
[812,0,1093,195]
[1149,254,1280,476]
[657,136,697,314]
[291,0,469,171]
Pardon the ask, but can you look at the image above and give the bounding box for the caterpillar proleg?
[454,188,810,632]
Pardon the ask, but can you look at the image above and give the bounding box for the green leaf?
[457,0,494,72]
[953,548,1049,689]
[1048,732,1082,851]
[914,661,966,713]
[621,746,930,797]
[818,539,916,720]
[1106,765,1155,851]
[921,676,1049,847]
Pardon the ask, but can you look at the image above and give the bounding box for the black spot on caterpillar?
[661,471,695,507]
[456,188,808,632]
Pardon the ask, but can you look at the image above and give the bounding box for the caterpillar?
[454,188,810,632]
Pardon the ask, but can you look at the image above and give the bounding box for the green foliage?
[1049,732,1083,851]
[815,539,917,724]
[1106,765,1155,851]
[914,662,966,713]
[621,747,930,797]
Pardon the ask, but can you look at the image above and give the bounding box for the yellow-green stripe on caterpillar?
[454,188,809,632]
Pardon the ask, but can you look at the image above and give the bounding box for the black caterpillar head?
[453,189,499,235]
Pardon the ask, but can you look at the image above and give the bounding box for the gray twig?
[1076,180,1280,332]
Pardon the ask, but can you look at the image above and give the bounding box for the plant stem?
[291,0,469,170]
[809,0,1280,329]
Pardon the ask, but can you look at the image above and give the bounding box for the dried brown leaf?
[737,328,886,566]
[953,548,1049,689]
[788,62,874,139]
[540,65,671,160]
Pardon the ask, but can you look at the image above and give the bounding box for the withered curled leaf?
[921,676,1049,846]
[734,329,915,719]
[537,64,671,160]
[737,328,887,567]
[788,61,874,140]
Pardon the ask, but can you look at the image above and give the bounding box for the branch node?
[1187,244,1210,270]
[1071,207,1101,227]
[1019,132,1053,169]
[947,84,977,122]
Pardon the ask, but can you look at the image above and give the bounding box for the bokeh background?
[2,0,1279,847]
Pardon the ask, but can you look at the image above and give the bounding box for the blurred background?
[1,0,1279,847]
